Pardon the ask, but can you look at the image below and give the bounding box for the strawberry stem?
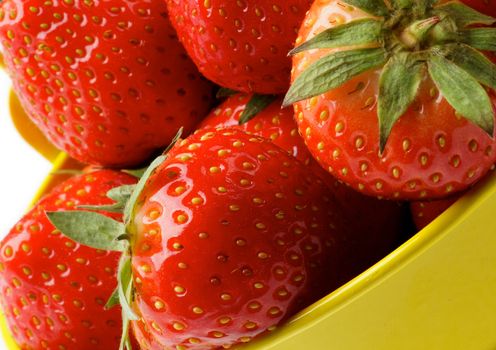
[400,16,441,48]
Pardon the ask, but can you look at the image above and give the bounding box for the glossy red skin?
[132,312,165,350]
[291,0,496,200]
[462,0,496,17]
[130,129,348,349]
[165,0,312,94]
[0,0,214,167]
[410,196,459,230]
[201,93,407,279]
[199,94,324,172]
[0,170,137,349]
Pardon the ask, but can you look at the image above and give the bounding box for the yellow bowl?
[3,103,496,349]
[8,91,60,163]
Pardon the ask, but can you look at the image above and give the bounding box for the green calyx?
[238,94,278,124]
[284,0,496,153]
[216,87,278,125]
[46,129,183,350]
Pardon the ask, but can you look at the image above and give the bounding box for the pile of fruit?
[0,0,494,349]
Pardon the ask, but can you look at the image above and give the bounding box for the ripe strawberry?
[0,170,137,349]
[128,128,349,349]
[165,0,312,94]
[200,93,408,279]
[464,0,496,17]
[284,0,496,200]
[0,0,214,167]
[410,196,459,230]
[47,128,354,349]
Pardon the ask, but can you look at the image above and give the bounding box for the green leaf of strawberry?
[117,254,138,321]
[123,168,147,179]
[78,185,136,213]
[108,185,137,203]
[105,287,121,310]
[427,54,494,135]
[461,28,496,51]
[283,48,387,107]
[289,19,384,55]
[216,87,238,99]
[441,44,496,89]
[391,0,414,10]
[433,2,496,26]
[413,0,439,17]
[239,94,278,125]
[46,211,127,252]
[343,0,389,16]
[118,254,138,350]
[378,53,423,152]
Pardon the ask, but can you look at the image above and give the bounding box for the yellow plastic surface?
[1,156,495,349]
[0,314,17,350]
[9,90,60,163]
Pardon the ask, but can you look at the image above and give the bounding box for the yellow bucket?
[3,92,496,350]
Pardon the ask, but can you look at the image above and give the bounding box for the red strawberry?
[463,0,496,17]
[127,128,349,349]
[199,94,325,175]
[165,0,312,94]
[410,196,459,230]
[284,0,496,200]
[0,0,214,167]
[47,128,354,348]
[200,93,408,278]
[0,170,137,349]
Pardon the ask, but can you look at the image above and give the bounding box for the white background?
[0,69,52,349]
[0,69,52,236]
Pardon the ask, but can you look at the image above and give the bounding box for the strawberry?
[463,0,496,17]
[165,0,312,94]
[201,93,408,279]
[284,0,496,200]
[0,169,137,349]
[48,129,353,349]
[410,196,459,230]
[0,0,214,167]
[199,94,326,176]
[129,129,351,349]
